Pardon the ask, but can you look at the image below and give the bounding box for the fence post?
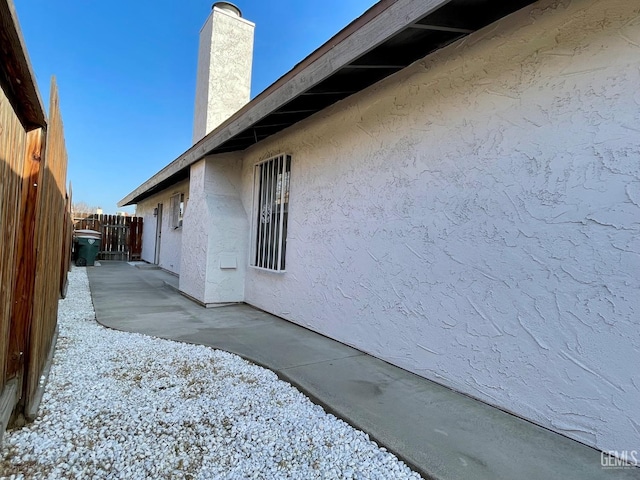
[6,128,44,388]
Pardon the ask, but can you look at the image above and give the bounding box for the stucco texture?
[192,7,253,144]
[239,0,640,453]
[180,156,248,305]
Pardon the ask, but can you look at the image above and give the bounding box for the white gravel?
[0,267,421,479]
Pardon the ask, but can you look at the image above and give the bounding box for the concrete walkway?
[87,262,638,480]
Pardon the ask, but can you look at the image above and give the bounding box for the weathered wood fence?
[74,214,143,261]
[0,0,71,438]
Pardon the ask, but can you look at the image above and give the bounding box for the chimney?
[192,2,255,144]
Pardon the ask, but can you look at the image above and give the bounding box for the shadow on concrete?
[87,262,638,480]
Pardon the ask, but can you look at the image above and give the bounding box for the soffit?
[120,0,536,206]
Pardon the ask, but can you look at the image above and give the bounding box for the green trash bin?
[74,229,101,266]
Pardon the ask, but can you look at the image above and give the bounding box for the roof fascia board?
[119,0,450,206]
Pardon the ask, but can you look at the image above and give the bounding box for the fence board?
[7,128,44,382]
[25,78,69,415]
[129,216,143,260]
[60,188,72,297]
[0,84,27,393]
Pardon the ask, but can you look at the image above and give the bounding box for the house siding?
[136,179,189,274]
[240,0,639,453]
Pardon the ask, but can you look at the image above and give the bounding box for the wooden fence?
[0,0,71,437]
[26,80,70,418]
[74,214,143,261]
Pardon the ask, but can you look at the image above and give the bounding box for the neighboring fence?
[0,0,71,437]
[74,214,143,261]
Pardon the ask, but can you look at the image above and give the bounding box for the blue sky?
[14,0,374,214]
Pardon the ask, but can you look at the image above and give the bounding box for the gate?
[74,214,143,261]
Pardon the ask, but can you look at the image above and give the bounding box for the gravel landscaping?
[0,267,420,479]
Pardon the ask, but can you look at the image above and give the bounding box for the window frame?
[250,154,291,272]
[170,192,184,229]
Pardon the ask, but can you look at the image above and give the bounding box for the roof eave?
[119,0,453,207]
[120,0,538,206]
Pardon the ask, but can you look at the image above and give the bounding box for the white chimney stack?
[192,2,255,144]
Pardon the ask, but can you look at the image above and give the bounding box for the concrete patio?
[86,262,638,480]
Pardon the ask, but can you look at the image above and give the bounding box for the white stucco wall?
[179,160,208,301]
[239,0,640,453]
[135,179,189,274]
[192,6,254,144]
[180,155,249,305]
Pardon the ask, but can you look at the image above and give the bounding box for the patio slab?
[86,262,639,480]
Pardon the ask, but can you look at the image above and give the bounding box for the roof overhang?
[120,0,536,206]
[0,0,46,130]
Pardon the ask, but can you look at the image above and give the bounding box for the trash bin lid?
[74,229,102,239]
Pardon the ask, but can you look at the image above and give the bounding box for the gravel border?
[0,267,421,479]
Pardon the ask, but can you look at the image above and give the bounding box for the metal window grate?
[253,154,291,271]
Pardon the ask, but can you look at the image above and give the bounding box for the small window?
[170,193,184,229]
[251,154,291,271]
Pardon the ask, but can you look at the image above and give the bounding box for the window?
[170,193,184,229]
[251,154,291,271]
